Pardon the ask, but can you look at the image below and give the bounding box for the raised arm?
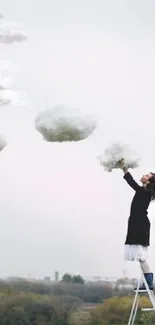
[123,172,140,191]
[119,159,140,191]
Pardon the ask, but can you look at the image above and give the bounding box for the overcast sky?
[0,0,155,280]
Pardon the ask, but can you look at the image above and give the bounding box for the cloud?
[0,86,15,106]
[0,20,27,44]
[98,143,140,172]
[35,105,96,142]
[0,87,26,106]
[0,15,27,106]
[0,63,20,106]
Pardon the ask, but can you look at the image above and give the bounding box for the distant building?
[54,271,59,282]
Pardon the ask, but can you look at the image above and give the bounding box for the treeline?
[0,277,134,302]
[0,290,153,324]
[0,277,150,324]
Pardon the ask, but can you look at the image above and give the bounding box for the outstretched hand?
[117,158,125,169]
[117,158,128,174]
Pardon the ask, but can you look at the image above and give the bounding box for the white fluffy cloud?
[0,16,27,107]
[98,143,140,172]
[0,87,26,106]
[0,64,25,107]
[35,105,96,142]
[0,18,27,44]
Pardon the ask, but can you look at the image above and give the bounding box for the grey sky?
[0,0,155,279]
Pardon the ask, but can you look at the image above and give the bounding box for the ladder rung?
[134,289,153,293]
[141,308,155,311]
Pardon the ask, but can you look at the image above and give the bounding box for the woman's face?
[140,173,152,184]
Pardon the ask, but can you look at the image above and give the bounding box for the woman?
[120,159,155,290]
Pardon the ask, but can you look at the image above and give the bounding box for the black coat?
[124,172,151,246]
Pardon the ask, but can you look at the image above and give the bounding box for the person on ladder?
[119,159,155,290]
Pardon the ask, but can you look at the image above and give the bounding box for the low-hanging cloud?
[0,18,27,44]
[35,105,96,142]
[0,86,26,106]
[0,66,24,106]
[0,86,13,106]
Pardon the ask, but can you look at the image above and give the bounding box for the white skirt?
[124,245,148,261]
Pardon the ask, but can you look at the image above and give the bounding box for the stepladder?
[128,271,155,325]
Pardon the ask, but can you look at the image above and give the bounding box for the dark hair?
[147,173,155,201]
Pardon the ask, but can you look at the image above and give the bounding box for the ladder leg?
[149,290,155,310]
[128,278,141,325]
[131,296,140,325]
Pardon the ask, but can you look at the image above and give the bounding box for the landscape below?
[0,274,153,324]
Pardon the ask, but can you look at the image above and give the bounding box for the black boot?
[135,273,154,291]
